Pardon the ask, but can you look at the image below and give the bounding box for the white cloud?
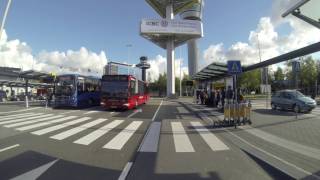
[146,55,188,82]
[0,29,107,76]
[202,0,320,70]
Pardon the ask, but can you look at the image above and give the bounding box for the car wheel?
[293,104,300,113]
[271,103,276,110]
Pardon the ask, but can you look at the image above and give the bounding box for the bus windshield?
[101,81,128,97]
[55,76,75,96]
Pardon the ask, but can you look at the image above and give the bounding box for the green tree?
[274,67,285,81]
[238,69,261,92]
[157,73,167,96]
[299,57,317,87]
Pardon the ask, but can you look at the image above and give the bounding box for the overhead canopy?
[146,0,200,18]
[193,62,230,80]
[193,41,320,81]
[19,70,50,80]
[0,80,53,88]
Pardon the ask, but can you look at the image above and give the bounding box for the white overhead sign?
[140,19,203,36]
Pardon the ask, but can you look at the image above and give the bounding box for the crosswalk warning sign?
[227,60,242,74]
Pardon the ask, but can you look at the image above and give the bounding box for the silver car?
[271,90,316,113]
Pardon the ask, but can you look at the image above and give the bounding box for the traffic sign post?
[227,60,242,102]
[227,60,242,128]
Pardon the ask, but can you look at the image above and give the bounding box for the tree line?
[238,56,320,95]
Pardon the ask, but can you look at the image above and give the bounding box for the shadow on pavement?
[253,109,300,116]
[0,151,121,180]
[127,152,222,180]
[241,150,295,180]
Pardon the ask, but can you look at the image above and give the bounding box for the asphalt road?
[0,98,319,180]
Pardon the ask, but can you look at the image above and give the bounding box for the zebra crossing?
[170,121,229,152]
[0,111,230,153]
[0,112,140,150]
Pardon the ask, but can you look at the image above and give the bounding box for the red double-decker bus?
[100,75,149,110]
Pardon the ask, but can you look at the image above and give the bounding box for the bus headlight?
[100,102,105,105]
[123,103,129,107]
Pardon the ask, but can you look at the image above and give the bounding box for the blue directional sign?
[227,60,242,74]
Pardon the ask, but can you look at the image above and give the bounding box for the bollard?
[25,95,29,108]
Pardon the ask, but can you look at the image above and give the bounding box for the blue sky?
[2,0,276,64]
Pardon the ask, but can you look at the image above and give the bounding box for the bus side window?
[78,80,85,94]
[130,80,136,96]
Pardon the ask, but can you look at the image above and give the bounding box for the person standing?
[216,90,221,107]
[200,90,204,105]
[226,86,233,104]
[221,89,226,107]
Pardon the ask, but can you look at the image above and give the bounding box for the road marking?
[171,122,195,152]
[193,106,320,179]
[226,128,320,180]
[0,107,41,114]
[138,122,161,152]
[103,121,143,150]
[239,126,320,160]
[110,111,115,115]
[74,120,123,145]
[31,117,91,135]
[127,109,142,118]
[0,113,40,121]
[0,114,50,125]
[60,110,80,115]
[0,144,20,153]
[16,116,78,131]
[151,100,163,121]
[50,118,107,140]
[118,162,133,180]
[0,112,33,118]
[10,159,58,180]
[83,110,100,115]
[177,106,189,114]
[4,115,63,128]
[190,121,229,151]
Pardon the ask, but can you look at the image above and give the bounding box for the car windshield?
[101,81,128,97]
[55,76,75,96]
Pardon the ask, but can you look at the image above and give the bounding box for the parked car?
[0,90,7,102]
[271,90,316,113]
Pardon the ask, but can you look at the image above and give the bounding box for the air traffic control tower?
[141,0,203,97]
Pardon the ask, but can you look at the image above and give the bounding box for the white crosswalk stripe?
[74,120,124,145]
[0,114,50,125]
[83,111,100,115]
[16,116,78,131]
[0,107,41,115]
[0,113,41,122]
[171,122,195,152]
[31,117,91,135]
[190,121,229,151]
[50,118,108,140]
[103,121,143,150]
[0,112,34,118]
[4,114,62,128]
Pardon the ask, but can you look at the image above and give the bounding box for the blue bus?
[53,74,100,107]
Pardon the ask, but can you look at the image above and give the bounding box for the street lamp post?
[0,0,11,41]
[0,0,12,67]
[126,44,132,75]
